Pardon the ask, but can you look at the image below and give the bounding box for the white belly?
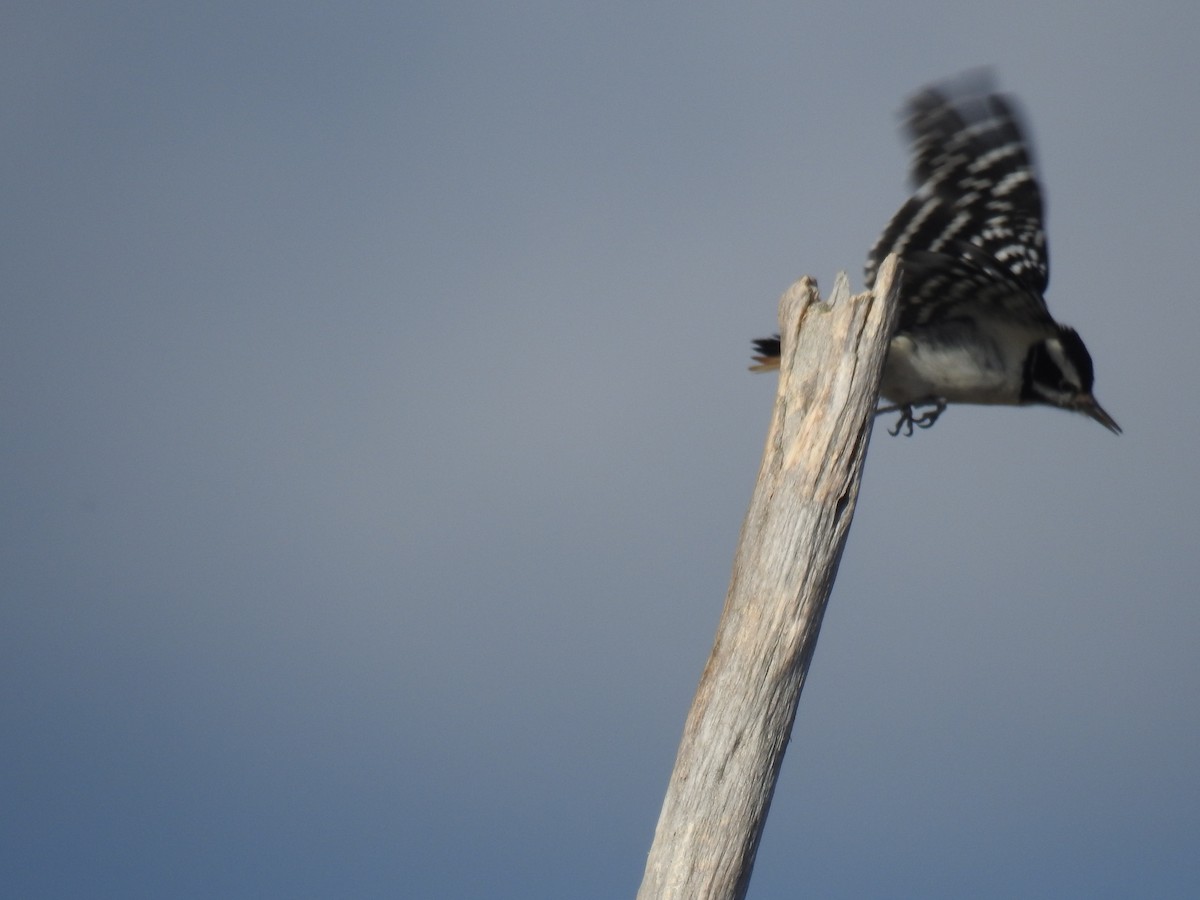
[881,334,1017,406]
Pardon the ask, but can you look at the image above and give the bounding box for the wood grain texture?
[637,256,900,900]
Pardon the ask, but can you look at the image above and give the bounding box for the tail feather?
[749,335,781,372]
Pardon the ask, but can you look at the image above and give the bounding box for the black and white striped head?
[1022,326,1120,433]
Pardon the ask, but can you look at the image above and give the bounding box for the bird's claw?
[879,399,948,436]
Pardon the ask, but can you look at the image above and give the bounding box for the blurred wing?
[898,244,1051,330]
[866,71,1050,320]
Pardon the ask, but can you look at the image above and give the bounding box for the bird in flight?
[752,72,1120,436]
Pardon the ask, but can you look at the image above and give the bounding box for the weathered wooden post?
[637,255,901,899]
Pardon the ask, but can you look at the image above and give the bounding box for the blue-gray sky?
[5,2,1200,897]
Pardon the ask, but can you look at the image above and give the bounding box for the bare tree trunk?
[637,255,901,900]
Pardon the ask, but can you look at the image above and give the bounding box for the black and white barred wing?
[897,244,1049,328]
[866,73,1051,326]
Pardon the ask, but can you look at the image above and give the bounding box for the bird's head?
[1022,326,1121,434]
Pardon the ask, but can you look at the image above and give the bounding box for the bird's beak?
[1080,396,1121,434]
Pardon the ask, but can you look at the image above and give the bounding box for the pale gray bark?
[637,255,901,900]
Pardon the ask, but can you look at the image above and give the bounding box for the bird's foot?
[877,399,948,436]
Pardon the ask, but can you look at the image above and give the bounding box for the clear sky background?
[5,2,1200,897]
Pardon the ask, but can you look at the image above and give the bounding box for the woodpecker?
[752,73,1120,436]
